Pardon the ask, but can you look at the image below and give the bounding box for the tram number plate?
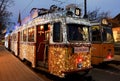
[74,47,89,53]
[77,63,82,68]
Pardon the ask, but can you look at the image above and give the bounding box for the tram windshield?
[102,26,114,43]
[91,25,114,43]
[67,24,89,41]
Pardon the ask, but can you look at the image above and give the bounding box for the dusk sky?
[9,0,120,23]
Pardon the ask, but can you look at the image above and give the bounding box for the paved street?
[90,66,120,81]
[0,45,44,81]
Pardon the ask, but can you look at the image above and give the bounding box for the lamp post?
[83,0,88,18]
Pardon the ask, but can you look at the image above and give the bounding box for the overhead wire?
[21,0,34,13]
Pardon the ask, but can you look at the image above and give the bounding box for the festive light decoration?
[20,43,36,67]
[48,45,91,77]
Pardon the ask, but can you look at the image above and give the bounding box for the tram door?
[36,24,49,68]
[17,32,20,57]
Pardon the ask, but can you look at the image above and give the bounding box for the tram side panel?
[10,33,15,53]
[91,43,114,65]
[19,27,36,68]
[10,33,18,56]
[91,44,103,65]
[10,34,14,52]
[14,33,18,56]
[19,42,36,67]
[101,43,114,62]
[4,35,10,50]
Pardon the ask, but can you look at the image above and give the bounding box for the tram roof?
[21,12,91,27]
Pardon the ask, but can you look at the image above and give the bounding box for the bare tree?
[87,8,111,22]
[0,0,14,34]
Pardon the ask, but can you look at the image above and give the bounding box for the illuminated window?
[20,31,23,41]
[14,34,17,41]
[23,29,27,41]
[28,27,35,42]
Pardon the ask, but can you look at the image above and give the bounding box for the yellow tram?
[5,4,92,77]
[91,19,114,65]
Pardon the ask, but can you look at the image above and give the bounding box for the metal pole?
[83,0,88,18]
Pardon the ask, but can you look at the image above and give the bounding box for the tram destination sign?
[74,47,89,53]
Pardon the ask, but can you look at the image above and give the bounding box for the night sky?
[9,0,120,23]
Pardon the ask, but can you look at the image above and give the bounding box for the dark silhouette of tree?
[0,0,14,34]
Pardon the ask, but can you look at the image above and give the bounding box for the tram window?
[44,24,49,41]
[20,31,23,41]
[102,28,107,41]
[14,34,17,41]
[23,29,27,41]
[28,27,35,42]
[12,34,17,41]
[102,27,113,42]
[53,22,62,42]
[44,24,48,31]
[91,26,101,41]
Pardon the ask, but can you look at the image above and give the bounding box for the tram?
[91,19,114,65]
[5,4,92,77]
[5,34,11,50]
